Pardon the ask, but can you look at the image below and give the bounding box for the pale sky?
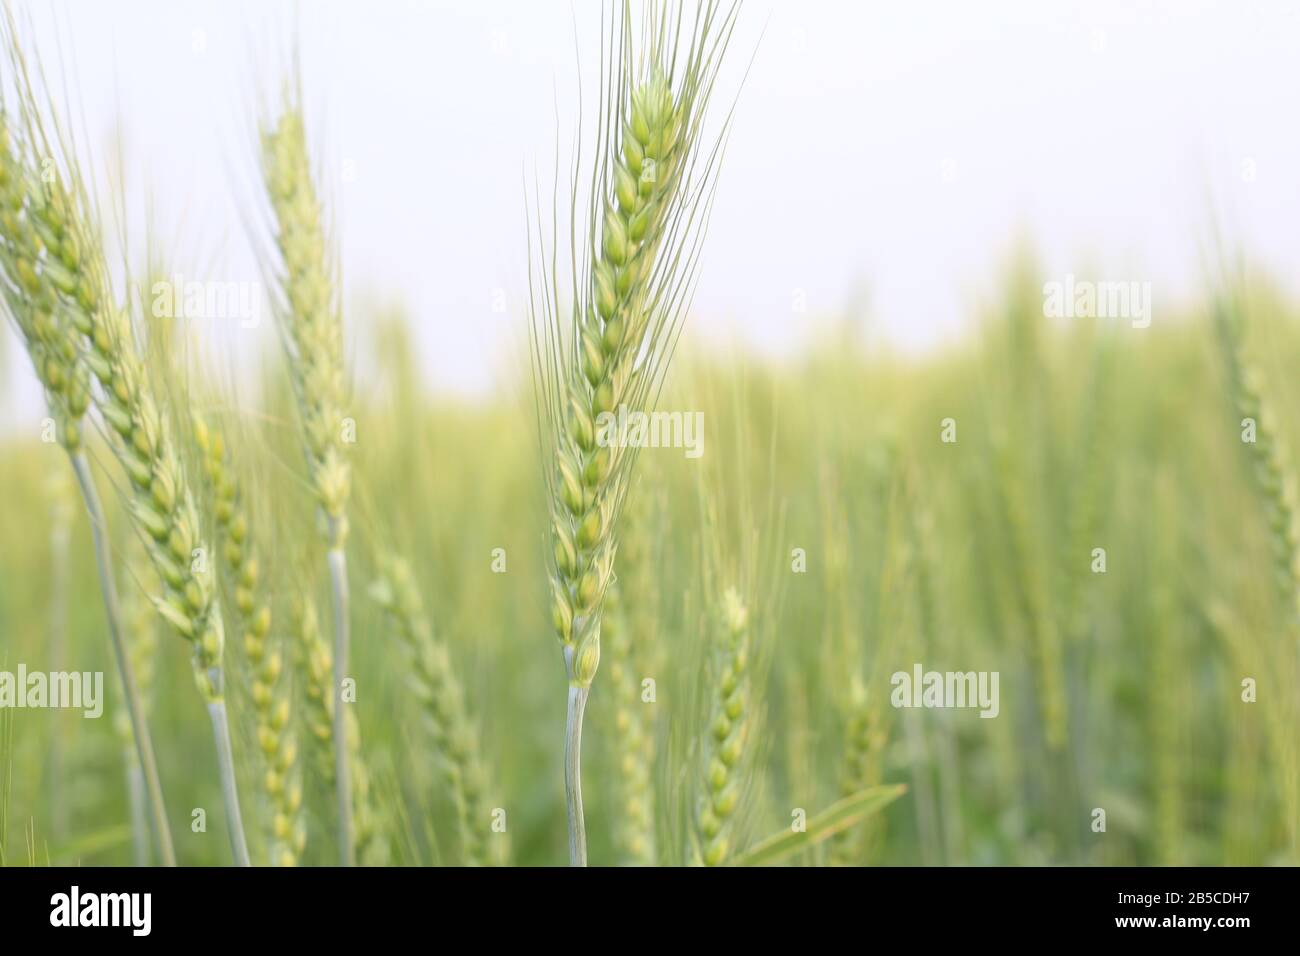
[2,0,1298,422]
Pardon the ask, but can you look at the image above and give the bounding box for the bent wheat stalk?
[528,0,739,866]
[0,104,177,867]
[260,95,355,866]
[1,38,247,865]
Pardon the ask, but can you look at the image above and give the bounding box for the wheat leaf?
[730,784,907,867]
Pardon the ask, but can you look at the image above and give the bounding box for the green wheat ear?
[261,105,350,547]
[260,85,357,866]
[546,65,689,692]
[0,113,90,450]
[529,0,741,866]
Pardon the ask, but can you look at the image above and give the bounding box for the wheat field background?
[1,0,1298,867]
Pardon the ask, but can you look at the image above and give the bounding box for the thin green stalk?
[564,681,590,867]
[207,699,251,867]
[0,40,248,865]
[70,451,176,867]
[46,470,71,849]
[327,543,353,866]
[125,760,148,867]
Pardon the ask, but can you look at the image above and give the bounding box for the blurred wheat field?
[2,252,1298,866]
[1,0,1299,868]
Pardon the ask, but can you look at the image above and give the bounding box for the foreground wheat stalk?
[261,95,355,865]
[0,104,178,867]
[1,34,248,864]
[529,0,737,866]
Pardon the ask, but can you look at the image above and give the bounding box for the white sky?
[1,0,1298,420]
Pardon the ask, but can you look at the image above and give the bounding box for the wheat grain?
[371,555,506,866]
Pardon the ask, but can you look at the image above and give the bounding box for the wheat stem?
[564,681,590,867]
[45,470,72,848]
[327,543,353,865]
[71,450,176,866]
[206,699,251,867]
